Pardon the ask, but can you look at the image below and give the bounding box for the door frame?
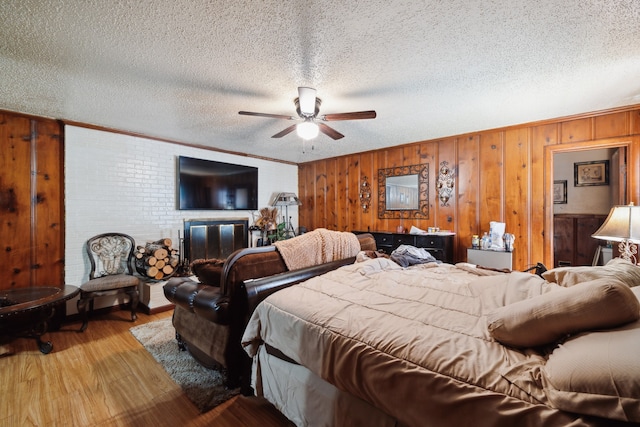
[544,136,640,267]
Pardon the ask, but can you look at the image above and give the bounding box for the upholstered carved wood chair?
[78,233,140,332]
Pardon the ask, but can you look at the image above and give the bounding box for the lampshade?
[592,203,640,243]
[297,121,319,140]
[272,192,301,207]
[298,87,317,116]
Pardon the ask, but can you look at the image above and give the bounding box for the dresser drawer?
[373,233,394,253]
[425,248,445,261]
[414,235,444,249]
[393,234,415,247]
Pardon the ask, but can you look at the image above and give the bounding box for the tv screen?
[177,156,258,210]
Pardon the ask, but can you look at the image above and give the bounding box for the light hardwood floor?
[0,309,294,426]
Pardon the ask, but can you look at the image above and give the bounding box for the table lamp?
[592,203,640,265]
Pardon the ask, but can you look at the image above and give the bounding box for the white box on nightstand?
[467,248,513,270]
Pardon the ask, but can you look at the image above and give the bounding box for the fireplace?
[183,218,249,262]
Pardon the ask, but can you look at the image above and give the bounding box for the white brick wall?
[65,126,298,309]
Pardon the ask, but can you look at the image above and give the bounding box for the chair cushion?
[80,274,139,292]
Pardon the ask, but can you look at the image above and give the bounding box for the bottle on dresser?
[481,232,491,249]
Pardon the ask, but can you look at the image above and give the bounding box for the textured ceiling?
[1,1,639,163]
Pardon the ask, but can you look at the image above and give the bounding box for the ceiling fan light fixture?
[297,121,319,140]
[298,87,317,116]
[240,86,376,140]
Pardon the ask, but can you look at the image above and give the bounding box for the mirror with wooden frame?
[378,164,429,219]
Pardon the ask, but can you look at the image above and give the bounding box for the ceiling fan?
[239,87,376,140]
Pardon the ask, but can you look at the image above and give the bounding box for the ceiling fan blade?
[320,110,377,121]
[239,111,296,120]
[272,124,298,138]
[318,123,344,140]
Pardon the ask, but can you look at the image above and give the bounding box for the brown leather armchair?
[163,232,376,390]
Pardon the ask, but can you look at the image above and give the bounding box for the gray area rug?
[130,317,239,412]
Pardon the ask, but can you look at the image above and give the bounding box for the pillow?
[486,278,640,348]
[542,258,640,287]
[190,258,225,286]
[542,317,640,422]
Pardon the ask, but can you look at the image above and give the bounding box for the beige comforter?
[242,259,605,427]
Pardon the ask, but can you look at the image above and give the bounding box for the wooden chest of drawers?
[354,231,454,264]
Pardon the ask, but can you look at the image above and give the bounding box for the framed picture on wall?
[553,180,567,204]
[574,160,609,187]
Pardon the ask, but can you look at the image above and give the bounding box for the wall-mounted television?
[177,156,258,210]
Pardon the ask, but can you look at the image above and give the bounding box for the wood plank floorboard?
[0,309,294,426]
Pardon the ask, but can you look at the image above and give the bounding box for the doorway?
[544,137,638,268]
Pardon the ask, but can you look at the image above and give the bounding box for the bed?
[242,257,640,427]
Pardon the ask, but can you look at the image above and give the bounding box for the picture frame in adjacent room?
[574,160,609,187]
[553,180,567,204]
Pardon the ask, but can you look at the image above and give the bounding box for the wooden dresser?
[353,231,454,263]
[553,214,606,267]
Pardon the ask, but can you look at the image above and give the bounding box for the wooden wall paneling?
[504,128,530,271]
[428,141,440,231]
[336,156,350,231]
[33,119,64,286]
[371,151,383,232]
[384,146,404,167]
[298,165,311,229]
[455,135,479,261]
[417,141,434,166]
[301,164,317,230]
[298,104,640,268]
[345,155,357,231]
[315,161,328,229]
[298,165,308,228]
[359,153,375,231]
[432,138,456,254]
[373,149,384,232]
[478,132,503,234]
[419,141,438,231]
[1,114,33,288]
[326,158,338,229]
[404,144,423,174]
[438,139,456,228]
[528,125,552,269]
[416,141,432,231]
[560,117,592,143]
[376,148,392,232]
[594,111,630,139]
[628,136,640,204]
[630,108,640,135]
[532,123,559,146]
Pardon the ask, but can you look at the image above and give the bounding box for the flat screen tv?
[177,156,258,210]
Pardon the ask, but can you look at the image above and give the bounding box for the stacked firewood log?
[134,238,180,280]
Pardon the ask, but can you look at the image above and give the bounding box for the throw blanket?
[273,228,361,271]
